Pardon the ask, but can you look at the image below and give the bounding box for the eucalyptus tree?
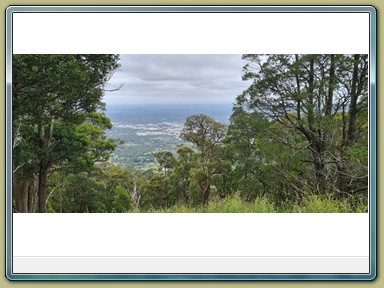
[12,54,120,212]
[238,54,368,196]
[180,114,227,205]
[173,146,197,203]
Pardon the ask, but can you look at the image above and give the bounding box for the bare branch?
[13,163,25,174]
[105,83,123,92]
[45,183,63,205]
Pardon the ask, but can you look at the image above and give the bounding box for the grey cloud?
[104,54,250,104]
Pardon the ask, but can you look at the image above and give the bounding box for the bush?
[252,197,276,213]
[142,192,367,213]
[291,194,352,213]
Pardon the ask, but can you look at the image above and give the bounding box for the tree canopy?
[12,54,120,212]
[237,54,368,197]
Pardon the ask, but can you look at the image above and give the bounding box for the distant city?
[105,103,233,169]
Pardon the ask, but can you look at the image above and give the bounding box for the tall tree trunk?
[347,54,361,147]
[307,58,326,194]
[38,160,48,213]
[59,188,62,213]
[38,123,48,213]
[337,54,366,195]
[37,118,55,213]
[13,172,30,213]
[28,177,38,213]
[130,185,140,208]
[325,54,336,116]
[311,144,326,194]
[202,170,211,205]
[294,54,302,121]
[337,161,349,197]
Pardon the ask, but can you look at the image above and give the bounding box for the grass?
[145,193,367,213]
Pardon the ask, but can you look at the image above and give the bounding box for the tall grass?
[290,194,352,213]
[145,193,366,213]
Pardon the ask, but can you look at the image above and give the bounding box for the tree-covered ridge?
[12,54,368,213]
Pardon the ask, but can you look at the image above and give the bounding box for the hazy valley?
[105,103,232,169]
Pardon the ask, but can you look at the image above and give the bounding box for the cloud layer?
[103,54,250,104]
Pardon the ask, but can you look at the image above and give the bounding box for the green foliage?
[180,114,228,205]
[154,151,176,174]
[112,186,132,213]
[291,194,352,213]
[204,194,252,213]
[12,54,120,212]
[236,54,368,199]
[55,172,107,213]
[148,193,366,213]
[181,114,227,160]
[140,175,167,210]
[47,163,137,213]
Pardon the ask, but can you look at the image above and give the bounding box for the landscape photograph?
[12,54,369,213]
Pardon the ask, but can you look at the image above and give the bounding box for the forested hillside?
[12,54,368,213]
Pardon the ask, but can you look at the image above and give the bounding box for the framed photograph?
[6,5,376,280]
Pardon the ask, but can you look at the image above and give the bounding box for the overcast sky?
[103,54,250,105]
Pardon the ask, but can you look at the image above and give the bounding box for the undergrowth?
[145,193,367,213]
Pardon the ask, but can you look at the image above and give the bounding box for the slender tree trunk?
[307,58,326,194]
[37,118,55,213]
[294,54,302,121]
[38,160,48,213]
[337,54,366,195]
[326,54,336,116]
[129,181,141,208]
[59,186,62,213]
[38,123,48,213]
[28,175,38,212]
[202,170,211,205]
[337,161,349,197]
[202,184,210,206]
[347,54,361,147]
[313,156,326,193]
